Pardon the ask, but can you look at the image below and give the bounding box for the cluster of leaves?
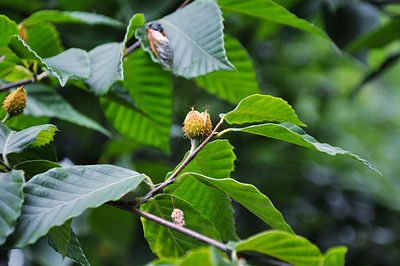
[0,0,382,265]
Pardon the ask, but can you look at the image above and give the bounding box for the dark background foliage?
[1,0,399,265]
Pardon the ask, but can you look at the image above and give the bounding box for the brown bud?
[18,23,27,42]
[171,208,185,227]
[3,86,27,117]
[183,107,212,139]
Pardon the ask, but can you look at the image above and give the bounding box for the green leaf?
[7,145,57,168]
[6,164,146,248]
[168,140,237,241]
[86,14,145,95]
[86,42,124,95]
[195,35,260,104]
[42,48,91,86]
[184,172,293,234]
[23,10,124,28]
[137,0,235,78]
[222,94,306,126]
[218,0,331,41]
[147,246,233,266]
[0,170,24,245]
[25,22,64,58]
[101,49,172,152]
[124,13,145,42]
[347,18,400,52]
[221,123,382,175]
[15,159,61,179]
[8,36,90,86]
[140,194,221,258]
[235,231,323,266]
[0,15,18,47]
[48,220,71,258]
[3,65,32,81]
[24,84,111,137]
[323,247,347,266]
[179,247,233,266]
[0,123,56,161]
[49,227,90,266]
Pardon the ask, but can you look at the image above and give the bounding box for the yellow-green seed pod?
[182,107,212,139]
[3,86,27,117]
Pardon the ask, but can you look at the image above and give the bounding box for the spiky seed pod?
[171,208,185,227]
[3,86,27,117]
[183,107,212,139]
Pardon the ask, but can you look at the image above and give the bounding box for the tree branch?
[140,118,225,204]
[107,201,292,266]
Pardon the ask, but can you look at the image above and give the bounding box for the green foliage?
[137,0,235,78]
[169,140,237,241]
[0,15,18,47]
[48,228,90,266]
[217,0,331,41]
[183,172,293,234]
[234,230,323,266]
[347,18,400,52]
[0,123,56,160]
[47,220,72,258]
[140,194,221,258]
[0,170,24,245]
[6,165,146,247]
[195,35,260,104]
[25,23,64,58]
[323,247,347,266]
[222,94,305,126]
[24,84,111,136]
[14,159,60,178]
[101,50,172,152]
[22,10,125,27]
[220,123,381,175]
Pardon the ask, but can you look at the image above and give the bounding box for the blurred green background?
[1,0,400,265]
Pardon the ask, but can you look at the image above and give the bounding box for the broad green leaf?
[220,123,382,175]
[49,228,90,266]
[235,231,323,266]
[15,159,61,179]
[86,14,145,95]
[101,49,172,152]
[7,145,57,168]
[3,65,32,81]
[218,0,331,41]
[140,194,221,258]
[179,247,232,266]
[23,10,124,28]
[0,123,56,161]
[48,220,71,258]
[6,164,146,247]
[0,15,18,47]
[347,18,400,52]
[323,247,347,266]
[25,22,64,58]
[169,140,237,241]
[42,48,90,86]
[86,43,124,95]
[0,170,24,245]
[124,13,145,43]
[0,60,16,78]
[222,94,306,126]
[184,172,293,234]
[8,36,90,86]
[195,35,260,104]
[6,116,49,132]
[137,0,235,78]
[147,246,233,266]
[24,84,111,137]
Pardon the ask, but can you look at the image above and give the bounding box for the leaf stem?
[140,118,225,204]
